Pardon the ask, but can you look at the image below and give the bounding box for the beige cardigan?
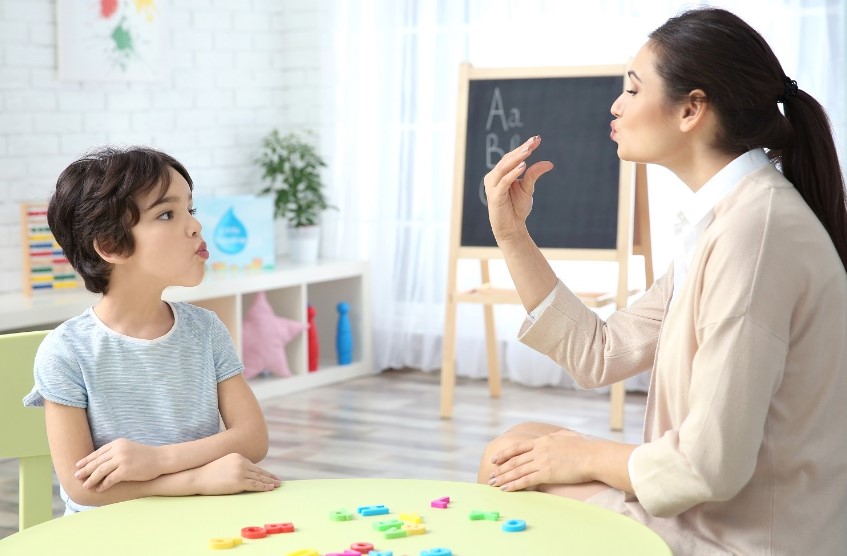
[519,165,847,555]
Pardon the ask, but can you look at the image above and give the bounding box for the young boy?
[23,146,279,515]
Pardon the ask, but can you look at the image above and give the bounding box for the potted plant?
[256,129,333,263]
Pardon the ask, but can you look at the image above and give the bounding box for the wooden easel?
[439,64,653,431]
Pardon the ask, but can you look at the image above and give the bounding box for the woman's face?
[610,43,682,166]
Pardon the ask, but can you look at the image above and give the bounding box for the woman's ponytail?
[781,90,847,271]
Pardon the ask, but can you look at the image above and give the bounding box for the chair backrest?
[0,330,53,530]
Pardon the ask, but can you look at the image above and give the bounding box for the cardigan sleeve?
[518,270,670,388]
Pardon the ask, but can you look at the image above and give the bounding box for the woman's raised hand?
[483,135,554,244]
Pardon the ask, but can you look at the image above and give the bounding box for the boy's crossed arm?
[46,374,279,507]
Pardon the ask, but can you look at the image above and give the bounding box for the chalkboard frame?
[448,63,635,263]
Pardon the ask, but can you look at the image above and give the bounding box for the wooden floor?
[0,369,646,539]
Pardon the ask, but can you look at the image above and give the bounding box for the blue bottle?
[336,302,353,365]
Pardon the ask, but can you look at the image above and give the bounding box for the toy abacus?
[20,204,81,295]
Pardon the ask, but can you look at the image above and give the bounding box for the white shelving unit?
[0,259,373,400]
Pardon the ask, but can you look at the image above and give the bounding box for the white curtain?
[319,0,846,390]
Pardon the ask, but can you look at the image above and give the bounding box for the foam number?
[402,523,426,536]
[398,512,423,524]
[330,509,353,521]
[372,519,404,531]
[264,522,295,534]
[357,504,389,516]
[421,549,452,556]
[430,497,450,509]
[502,519,527,532]
[350,541,374,553]
[240,526,267,539]
[208,537,241,550]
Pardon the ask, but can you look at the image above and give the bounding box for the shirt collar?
[677,148,770,228]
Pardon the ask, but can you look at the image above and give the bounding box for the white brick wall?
[0,0,325,294]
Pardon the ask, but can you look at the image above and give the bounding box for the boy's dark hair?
[47,146,193,294]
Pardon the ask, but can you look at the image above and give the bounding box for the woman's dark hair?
[649,7,847,272]
[47,146,193,294]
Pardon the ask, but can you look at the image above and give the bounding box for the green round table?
[0,479,671,555]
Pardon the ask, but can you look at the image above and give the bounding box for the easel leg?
[483,304,501,398]
[479,260,501,398]
[440,297,458,418]
[611,241,631,432]
[634,163,654,287]
[610,381,625,432]
[609,163,650,431]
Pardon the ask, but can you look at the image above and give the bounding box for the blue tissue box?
[193,196,275,270]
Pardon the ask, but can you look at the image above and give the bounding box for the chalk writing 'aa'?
[485,87,524,168]
[478,87,525,207]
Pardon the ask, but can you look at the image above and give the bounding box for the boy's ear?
[678,89,709,133]
[93,239,127,265]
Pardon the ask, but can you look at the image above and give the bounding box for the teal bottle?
[336,302,352,365]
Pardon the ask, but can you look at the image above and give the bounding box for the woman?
[477,7,847,554]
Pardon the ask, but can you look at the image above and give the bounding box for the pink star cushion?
[242,291,307,378]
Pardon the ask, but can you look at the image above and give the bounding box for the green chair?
[0,330,53,531]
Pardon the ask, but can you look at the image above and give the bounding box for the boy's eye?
[626,89,637,96]
[157,211,174,221]
[189,208,197,216]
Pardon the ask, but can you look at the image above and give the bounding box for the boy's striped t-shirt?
[23,301,243,514]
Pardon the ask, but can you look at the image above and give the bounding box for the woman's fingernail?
[518,161,526,168]
[488,478,496,486]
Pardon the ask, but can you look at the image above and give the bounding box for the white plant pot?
[274,218,289,260]
[287,225,320,263]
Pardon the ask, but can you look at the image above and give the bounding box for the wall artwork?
[57,0,163,81]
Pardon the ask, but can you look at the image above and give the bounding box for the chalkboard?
[443,65,652,426]
[460,74,623,249]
